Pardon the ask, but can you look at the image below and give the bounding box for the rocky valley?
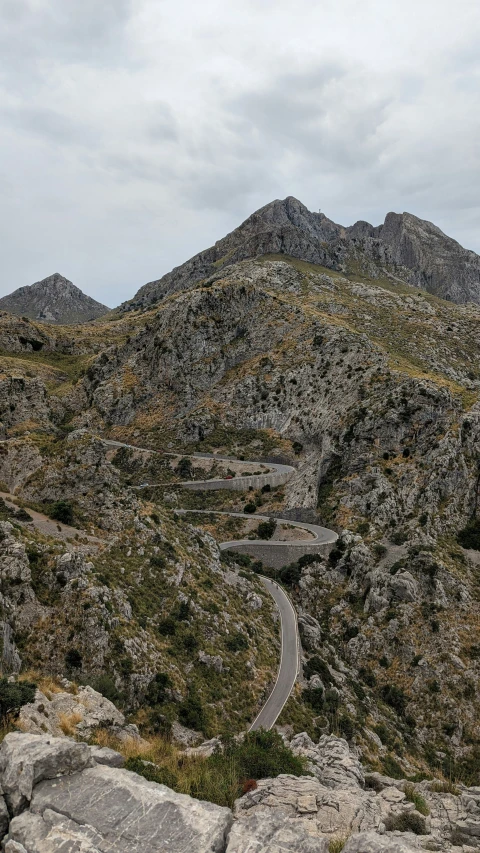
[0,197,479,850]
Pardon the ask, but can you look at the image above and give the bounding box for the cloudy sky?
[0,0,479,306]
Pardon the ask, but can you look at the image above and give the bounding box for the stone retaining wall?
[182,471,290,492]
[220,540,333,570]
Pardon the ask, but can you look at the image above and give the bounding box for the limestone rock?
[23,763,232,852]
[0,732,92,815]
[18,685,125,740]
[226,807,328,852]
[342,831,420,853]
[290,733,365,790]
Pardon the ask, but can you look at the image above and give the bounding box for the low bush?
[226,632,249,652]
[256,518,276,539]
[0,677,37,723]
[380,683,408,716]
[384,812,426,835]
[49,500,74,525]
[125,729,307,808]
[146,672,172,706]
[457,518,480,550]
[178,690,206,731]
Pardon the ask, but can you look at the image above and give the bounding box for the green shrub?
[0,677,36,723]
[178,690,206,731]
[158,618,176,636]
[146,673,172,706]
[380,683,408,716]
[404,783,430,815]
[244,502,257,514]
[279,563,301,587]
[226,632,248,652]
[86,675,120,704]
[176,457,194,480]
[125,756,178,788]
[304,656,332,685]
[302,686,324,712]
[65,648,82,670]
[49,500,74,525]
[382,754,404,779]
[384,812,426,834]
[457,519,480,550]
[257,518,276,539]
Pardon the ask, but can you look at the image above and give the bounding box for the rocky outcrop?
[0,273,110,325]
[18,685,129,741]
[1,731,480,852]
[0,734,232,853]
[352,211,480,304]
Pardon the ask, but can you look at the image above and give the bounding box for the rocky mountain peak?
[124,196,480,311]
[0,273,110,325]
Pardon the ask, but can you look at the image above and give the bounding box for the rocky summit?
[0,273,110,325]
[124,197,480,309]
[0,199,479,850]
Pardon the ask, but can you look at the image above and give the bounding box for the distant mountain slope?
[0,273,110,325]
[123,197,480,310]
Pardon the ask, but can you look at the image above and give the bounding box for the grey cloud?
[0,0,479,306]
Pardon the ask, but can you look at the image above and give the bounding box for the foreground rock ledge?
[1,732,480,852]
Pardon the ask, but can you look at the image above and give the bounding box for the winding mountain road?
[100,438,338,729]
[248,576,299,731]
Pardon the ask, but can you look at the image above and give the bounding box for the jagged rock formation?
[0,273,110,325]
[2,731,480,851]
[124,197,480,308]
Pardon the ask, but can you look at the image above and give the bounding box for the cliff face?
[0,273,110,325]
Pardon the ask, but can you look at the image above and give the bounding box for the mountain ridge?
[122,196,480,310]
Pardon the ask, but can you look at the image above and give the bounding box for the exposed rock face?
[1,735,232,853]
[0,732,92,815]
[0,273,110,325]
[2,731,480,852]
[352,211,480,304]
[289,733,365,789]
[123,197,345,309]
[18,685,126,740]
[123,197,480,308]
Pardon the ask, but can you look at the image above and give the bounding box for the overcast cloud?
[0,0,479,306]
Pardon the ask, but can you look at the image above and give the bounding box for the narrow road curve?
[101,440,295,492]
[249,576,299,731]
[176,509,337,548]
[99,438,337,729]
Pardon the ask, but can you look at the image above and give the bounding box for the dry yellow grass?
[58,710,83,736]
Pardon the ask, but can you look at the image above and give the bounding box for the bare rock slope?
[2,731,480,852]
[125,196,480,308]
[0,273,110,325]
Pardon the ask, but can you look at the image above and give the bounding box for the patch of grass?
[116,728,308,808]
[404,782,430,815]
[329,836,350,853]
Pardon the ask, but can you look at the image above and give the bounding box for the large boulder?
[0,733,92,815]
[290,733,365,790]
[6,763,232,852]
[18,685,125,740]
[226,807,328,852]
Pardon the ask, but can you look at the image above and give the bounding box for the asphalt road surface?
[249,576,299,731]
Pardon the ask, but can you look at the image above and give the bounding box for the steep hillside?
[123,197,480,309]
[0,225,479,783]
[0,273,110,324]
